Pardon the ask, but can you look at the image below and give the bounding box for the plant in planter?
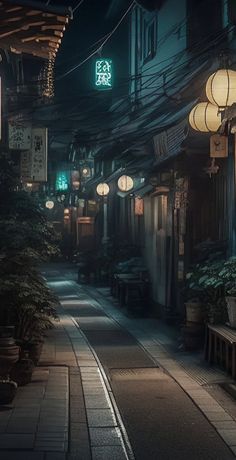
[184,256,236,325]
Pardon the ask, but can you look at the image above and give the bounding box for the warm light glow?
[189,102,221,132]
[96,182,110,196]
[72,180,80,190]
[64,208,70,214]
[206,69,236,108]
[118,175,134,192]
[45,200,54,209]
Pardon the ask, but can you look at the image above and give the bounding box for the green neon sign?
[95,59,113,89]
[55,171,69,191]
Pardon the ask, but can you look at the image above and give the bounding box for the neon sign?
[95,59,113,89]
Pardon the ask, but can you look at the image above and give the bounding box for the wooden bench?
[205,324,236,379]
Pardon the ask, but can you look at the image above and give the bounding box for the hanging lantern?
[206,69,236,108]
[45,200,54,209]
[96,183,110,196]
[117,175,134,192]
[189,102,221,132]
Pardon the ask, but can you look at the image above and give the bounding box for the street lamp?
[96,182,110,245]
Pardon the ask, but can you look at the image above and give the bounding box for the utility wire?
[57,1,135,80]
[73,0,85,14]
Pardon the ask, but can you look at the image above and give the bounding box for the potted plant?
[184,256,236,326]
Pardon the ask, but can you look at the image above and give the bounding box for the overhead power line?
[57,1,135,80]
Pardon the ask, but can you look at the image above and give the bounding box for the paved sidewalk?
[1,266,236,459]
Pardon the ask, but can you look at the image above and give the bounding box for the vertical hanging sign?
[31,127,48,182]
[95,59,113,89]
[0,77,1,141]
[8,117,31,150]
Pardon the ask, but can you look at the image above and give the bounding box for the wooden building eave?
[0,0,72,59]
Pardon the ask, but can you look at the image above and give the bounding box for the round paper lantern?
[96,183,110,196]
[206,69,236,108]
[117,175,134,192]
[189,102,221,132]
[45,200,54,209]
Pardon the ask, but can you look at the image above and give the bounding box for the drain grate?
[110,367,162,381]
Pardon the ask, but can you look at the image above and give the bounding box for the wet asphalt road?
[44,264,235,460]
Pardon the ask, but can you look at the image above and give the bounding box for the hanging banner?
[210,134,228,158]
[8,117,31,150]
[31,128,48,182]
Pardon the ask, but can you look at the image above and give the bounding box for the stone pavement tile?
[230,447,236,456]
[89,427,122,447]
[83,387,106,396]
[0,433,35,449]
[84,395,110,410]
[0,453,44,460]
[68,446,91,460]
[37,425,68,433]
[37,432,68,441]
[87,409,117,427]
[205,411,233,421]
[6,422,38,433]
[34,440,66,451]
[213,421,236,430]
[45,454,66,460]
[217,429,236,446]
[91,445,128,460]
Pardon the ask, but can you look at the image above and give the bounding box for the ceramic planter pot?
[225,296,236,328]
[0,329,20,378]
[0,380,17,405]
[10,358,34,386]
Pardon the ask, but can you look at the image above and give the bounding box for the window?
[143,17,157,62]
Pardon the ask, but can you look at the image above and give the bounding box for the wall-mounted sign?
[20,127,48,182]
[95,59,113,89]
[56,171,70,191]
[135,197,144,216]
[210,134,228,158]
[31,128,48,182]
[9,117,31,150]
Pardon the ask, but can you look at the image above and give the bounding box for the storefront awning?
[0,0,72,59]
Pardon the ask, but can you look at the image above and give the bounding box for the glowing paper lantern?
[117,175,134,192]
[96,183,110,196]
[206,69,236,108]
[45,200,54,209]
[189,102,221,132]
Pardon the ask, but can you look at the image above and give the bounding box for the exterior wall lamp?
[96,182,110,245]
[117,175,134,192]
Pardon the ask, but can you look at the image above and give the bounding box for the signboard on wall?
[135,197,144,215]
[20,127,48,183]
[210,134,228,158]
[31,128,48,182]
[9,117,31,150]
